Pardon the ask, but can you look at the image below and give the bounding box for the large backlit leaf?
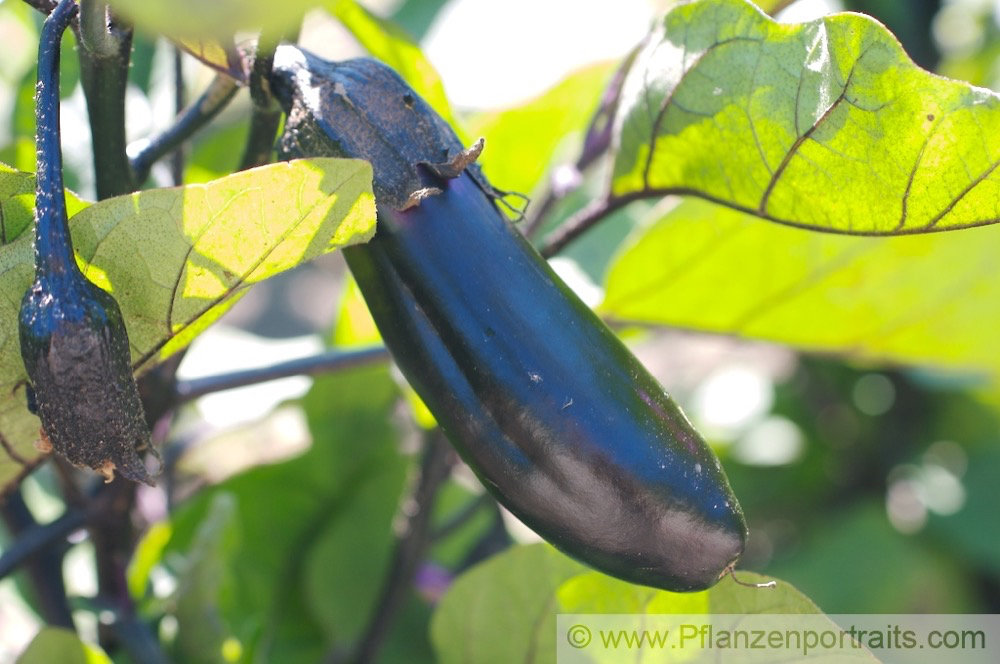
[108,0,320,39]
[602,197,1000,382]
[0,159,374,491]
[611,0,1000,234]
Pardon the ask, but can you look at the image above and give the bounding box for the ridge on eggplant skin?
[344,174,746,591]
[272,48,748,591]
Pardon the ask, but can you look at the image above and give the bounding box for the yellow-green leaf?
[108,0,319,39]
[0,158,375,492]
[177,38,248,83]
[1,163,88,246]
[612,0,1000,234]
[17,628,111,664]
[603,198,1000,381]
[468,63,615,197]
[431,543,855,664]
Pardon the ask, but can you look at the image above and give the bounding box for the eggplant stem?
[727,566,778,589]
[78,0,117,58]
[33,0,79,278]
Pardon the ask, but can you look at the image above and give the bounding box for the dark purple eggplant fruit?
[272,46,746,591]
[18,0,157,485]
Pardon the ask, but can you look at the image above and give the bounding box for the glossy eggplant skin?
[18,0,156,485]
[273,48,746,591]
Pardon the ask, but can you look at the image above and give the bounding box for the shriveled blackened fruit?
[18,0,157,486]
[272,46,747,591]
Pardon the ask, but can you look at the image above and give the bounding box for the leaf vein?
[135,176,354,369]
[758,63,858,216]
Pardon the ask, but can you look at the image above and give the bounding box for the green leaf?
[161,364,406,661]
[301,440,409,645]
[430,544,587,664]
[327,0,458,129]
[107,0,320,39]
[332,273,381,348]
[555,576,878,664]
[17,628,111,664]
[169,493,241,664]
[1,163,88,245]
[127,521,173,601]
[602,197,1000,385]
[557,570,815,615]
[611,0,1000,234]
[433,544,850,663]
[467,63,615,196]
[0,159,375,493]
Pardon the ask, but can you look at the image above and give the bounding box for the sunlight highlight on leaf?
[0,159,375,492]
[612,0,1000,235]
[603,198,1000,383]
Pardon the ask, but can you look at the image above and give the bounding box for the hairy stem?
[240,106,283,170]
[106,605,173,664]
[21,0,59,15]
[0,505,86,582]
[78,0,117,58]
[89,479,139,652]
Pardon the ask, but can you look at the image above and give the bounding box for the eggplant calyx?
[422,137,484,180]
[271,47,501,211]
[401,138,487,209]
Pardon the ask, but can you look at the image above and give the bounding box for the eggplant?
[272,47,746,591]
[18,0,156,485]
